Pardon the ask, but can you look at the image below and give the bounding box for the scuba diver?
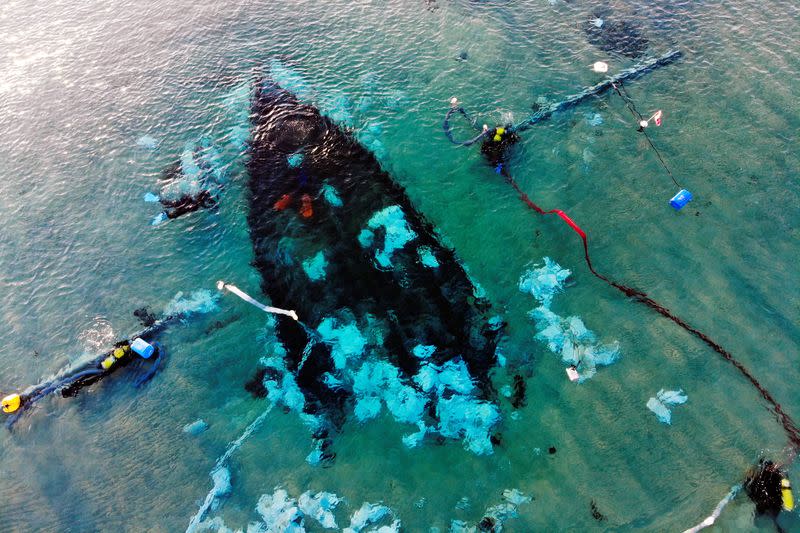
[1,332,163,428]
[442,98,520,177]
[744,459,794,520]
[480,125,520,177]
[0,300,201,429]
[147,137,229,226]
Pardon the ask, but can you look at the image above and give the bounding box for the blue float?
[669,189,693,210]
[131,338,155,358]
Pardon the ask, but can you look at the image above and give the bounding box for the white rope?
[682,484,740,533]
[186,404,275,533]
[216,281,299,321]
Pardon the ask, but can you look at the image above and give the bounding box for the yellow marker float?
[1,393,21,413]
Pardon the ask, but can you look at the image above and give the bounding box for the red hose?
[504,172,800,448]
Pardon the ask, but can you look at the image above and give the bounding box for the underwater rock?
[246,73,503,454]
[583,11,649,59]
[510,374,526,408]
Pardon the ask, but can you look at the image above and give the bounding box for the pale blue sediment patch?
[269,59,314,101]
[261,355,306,413]
[518,257,571,307]
[287,152,304,168]
[344,502,399,533]
[136,134,158,150]
[358,205,417,269]
[185,404,275,533]
[302,251,328,282]
[321,183,343,207]
[417,246,439,268]
[450,489,532,532]
[412,344,436,359]
[316,316,366,370]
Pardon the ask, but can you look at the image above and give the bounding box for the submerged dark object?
[583,14,649,59]
[510,373,526,408]
[247,78,501,437]
[590,499,606,521]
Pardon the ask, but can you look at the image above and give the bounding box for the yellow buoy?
[2,393,21,414]
[782,477,794,511]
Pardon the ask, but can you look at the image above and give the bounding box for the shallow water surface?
[0,0,799,531]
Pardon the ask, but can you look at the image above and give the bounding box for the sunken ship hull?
[246,79,500,437]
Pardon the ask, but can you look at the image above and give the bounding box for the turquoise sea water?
[1,0,799,530]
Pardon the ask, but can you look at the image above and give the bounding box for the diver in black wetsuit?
[2,313,166,428]
[744,459,794,519]
[152,189,218,225]
[480,125,520,177]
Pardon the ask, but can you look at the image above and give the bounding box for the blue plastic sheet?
[136,135,158,150]
[647,388,688,424]
[520,258,620,381]
[345,502,397,533]
[163,289,220,317]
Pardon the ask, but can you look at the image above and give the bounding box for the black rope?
[443,106,489,146]
[613,82,682,189]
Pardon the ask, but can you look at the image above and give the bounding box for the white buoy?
[639,119,649,128]
[592,61,609,73]
[566,366,580,382]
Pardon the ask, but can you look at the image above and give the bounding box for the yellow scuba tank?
[782,477,794,511]
[1,393,21,413]
[100,355,116,370]
[493,127,505,142]
[113,346,128,359]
